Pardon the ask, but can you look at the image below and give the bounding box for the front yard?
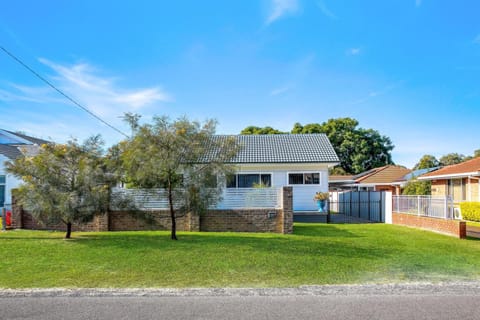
[1,223,480,288]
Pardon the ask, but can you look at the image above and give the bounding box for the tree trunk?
[65,222,72,239]
[168,181,178,240]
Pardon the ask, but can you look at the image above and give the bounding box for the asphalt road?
[1,283,479,320]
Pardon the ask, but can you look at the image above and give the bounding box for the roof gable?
[355,165,411,184]
[210,134,339,164]
[419,157,480,179]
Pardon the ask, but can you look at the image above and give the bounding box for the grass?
[1,223,480,288]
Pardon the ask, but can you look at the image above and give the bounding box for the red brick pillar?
[10,194,23,229]
[281,187,293,234]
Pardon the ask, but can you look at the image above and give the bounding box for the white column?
[385,191,392,224]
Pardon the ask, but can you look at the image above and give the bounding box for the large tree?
[242,118,394,174]
[413,155,439,170]
[6,136,114,239]
[240,126,285,135]
[439,153,465,166]
[291,118,393,174]
[119,114,239,240]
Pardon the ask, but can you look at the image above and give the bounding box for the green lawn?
[1,223,480,288]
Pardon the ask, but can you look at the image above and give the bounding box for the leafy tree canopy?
[413,155,439,170]
[439,153,465,166]
[402,180,431,195]
[119,114,240,240]
[240,126,286,135]
[6,136,114,238]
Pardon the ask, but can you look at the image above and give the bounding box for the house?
[329,165,411,195]
[0,129,49,209]
[214,134,339,211]
[418,157,480,202]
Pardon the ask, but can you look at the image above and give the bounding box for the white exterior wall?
[0,155,21,208]
[233,163,331,211]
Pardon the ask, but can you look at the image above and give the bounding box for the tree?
[119,115,240,240]
[5,136,114,239]
[413,155,439,170]
[240,126,285,135]
[292,118,393,174]
[242,118,394,174]
[402,180,431,195]
[439,153,465,166]
[474,149,480,158]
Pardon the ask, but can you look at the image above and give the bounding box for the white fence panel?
[111,187,282,210]
[392,195,454,219]
[217,188,282,209]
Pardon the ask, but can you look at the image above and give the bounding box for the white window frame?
[227,172,273,188]
[287,171,322,186]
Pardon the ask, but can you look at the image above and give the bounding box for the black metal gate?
[328,191,385,223]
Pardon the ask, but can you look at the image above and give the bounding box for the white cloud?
[317,1,337,19]
[270,85,292,96]
[0,58,171,119]
[266,0,299,25]
[346,48,361,55]
[415,0,422,7]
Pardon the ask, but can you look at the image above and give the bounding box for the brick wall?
[201,209,282,233]
[108,210,198,232]
[392,212,466,239]
[10,187,293,234]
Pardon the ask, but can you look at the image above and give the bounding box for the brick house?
[329,165,411,195]
[418,157,480,202]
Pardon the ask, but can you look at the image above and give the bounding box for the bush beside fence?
[460,202,480,222]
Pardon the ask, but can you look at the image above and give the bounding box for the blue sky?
[1,0,479,168]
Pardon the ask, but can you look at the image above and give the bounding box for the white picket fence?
[392,195,454,219]
[111,187,282,210]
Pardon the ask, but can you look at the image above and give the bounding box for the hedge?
[460,202,480,222]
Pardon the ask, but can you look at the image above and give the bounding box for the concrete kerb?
[1,282,480,298]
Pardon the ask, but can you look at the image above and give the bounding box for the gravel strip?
[1,282,480,298]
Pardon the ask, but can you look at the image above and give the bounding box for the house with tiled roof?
[329,165,411,195]
[418,157,480,202]
[0,129,50,209]
[212,134,339,211]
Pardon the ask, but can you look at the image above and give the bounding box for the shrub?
[460,202,480,222]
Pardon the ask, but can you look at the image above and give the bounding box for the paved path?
[1,283,480,320]
[467,225,480,238]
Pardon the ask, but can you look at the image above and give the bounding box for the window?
[226,173,272,188]
[447,179,466,201]
[288,173,320,185]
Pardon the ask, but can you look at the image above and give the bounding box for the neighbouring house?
[418,157,480,202]
[329,165,411,195]
[0,129,49,209]
[214,134,339,211]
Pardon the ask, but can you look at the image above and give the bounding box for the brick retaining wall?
[392,212,466,239]
[10,187,293,234]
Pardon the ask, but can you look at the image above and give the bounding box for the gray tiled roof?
[0,129,50,160]
[0,145,23,160]
[3,130,50,145]
[212,134,339,164]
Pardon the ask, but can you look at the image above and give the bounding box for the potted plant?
[313,192,329,212]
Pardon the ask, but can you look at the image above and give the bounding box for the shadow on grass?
[68,226,393,262]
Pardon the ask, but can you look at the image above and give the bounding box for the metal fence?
[392,195,454,219]
[329,191,385,222]
[111,187,282,210]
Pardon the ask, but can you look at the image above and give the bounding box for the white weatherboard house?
[216,134,339,211]
[0,129,48,210]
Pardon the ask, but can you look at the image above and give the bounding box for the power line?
[0,45,129,138]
